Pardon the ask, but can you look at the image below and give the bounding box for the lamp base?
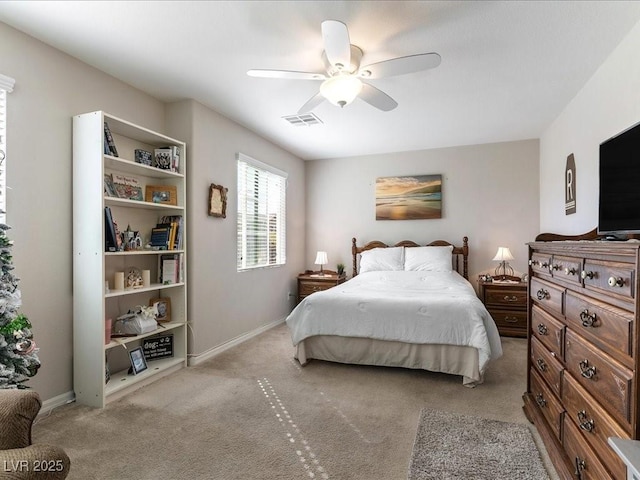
[494,261,514,278]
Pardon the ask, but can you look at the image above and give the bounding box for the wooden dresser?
[523,238,640,480]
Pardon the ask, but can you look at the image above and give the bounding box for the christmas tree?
[0,223,39,388]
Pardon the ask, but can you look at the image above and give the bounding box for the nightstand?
[297,270,346,304]
[478,279,528,338]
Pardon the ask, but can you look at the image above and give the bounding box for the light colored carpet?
[32,324,558,479]
[408,408,550,480]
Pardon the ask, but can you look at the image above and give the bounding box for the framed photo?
[208,183,228,218]
[128,347,148,375]
[145,184,178,206]
[135,149,153,166]
[149,297,171,323]
[375,174,442,220]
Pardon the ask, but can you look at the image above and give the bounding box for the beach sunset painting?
[375,175,442,220]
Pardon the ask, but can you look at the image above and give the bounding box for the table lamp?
[493,247,514,279]
[314,251,328,276]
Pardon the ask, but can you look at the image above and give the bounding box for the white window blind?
[0,74,14,224]
[237,153,287,271]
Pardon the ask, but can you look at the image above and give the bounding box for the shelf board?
[105,356,185,397]
[104,155,183,179]
[105,282,184,298]
[104,196,184,211]
[105,321,186,350]
[105,249,185,257]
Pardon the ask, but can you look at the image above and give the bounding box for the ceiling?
[1,1,640,161]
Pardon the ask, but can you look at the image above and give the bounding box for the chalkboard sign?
[143,334,173,361]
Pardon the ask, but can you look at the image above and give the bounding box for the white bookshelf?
[73,111,187,408]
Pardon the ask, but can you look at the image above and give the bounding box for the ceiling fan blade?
[247,69,326,80]
[358,53,441,79]
[298,92,326,114]
[321,20,351,70]
[359,83,398,111]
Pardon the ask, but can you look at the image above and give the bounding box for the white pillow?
[359,247,404,273]
[404,245,453,272]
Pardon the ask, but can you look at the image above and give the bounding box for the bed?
[285,237,503,386]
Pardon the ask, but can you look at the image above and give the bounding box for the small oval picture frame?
[208,183,228,218]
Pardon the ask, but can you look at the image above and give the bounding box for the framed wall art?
[208,183,228,218]
[375,174,442,220]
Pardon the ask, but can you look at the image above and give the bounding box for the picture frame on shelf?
[149,297,171,323]
[154,148,172,170]
[208,183,228,218]
[145,184,178,206]
[134,149,152,166]
[128,347,148,375]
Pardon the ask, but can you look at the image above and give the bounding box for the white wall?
[305,140,540,280]
[0,22,166,402]
[166,100,305,357]
[0,22,305,403]
[540,19,640,233]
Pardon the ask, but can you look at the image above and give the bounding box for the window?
[237,153,287,271]
[0,74,14,223]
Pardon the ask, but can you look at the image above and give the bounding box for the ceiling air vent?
[282,113,323,127]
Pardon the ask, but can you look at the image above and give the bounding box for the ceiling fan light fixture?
[319,75,363,108]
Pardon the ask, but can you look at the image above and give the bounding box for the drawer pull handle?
[551,264,560,271]
[541,262,549,269]
[503,295,518,302]
[535,393,546,408]
[504,316,519,323]
[564,267,577,276]
[537,323,548,335]
[579,359,597,379]
[577,410,595,433]
[574,457,586,476]
[581,270,595,280]
[536,289,549,301]
[608,276,624,288]
[579,309,597,328]
[536,358,547,371]
[529,259,539,266]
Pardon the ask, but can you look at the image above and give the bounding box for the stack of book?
[151,215,183,250]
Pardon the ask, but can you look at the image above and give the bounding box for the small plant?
[336,263,345,276]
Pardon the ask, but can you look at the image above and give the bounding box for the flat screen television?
[598,119,640,236]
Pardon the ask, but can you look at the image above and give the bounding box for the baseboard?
[187,318,285,366]
[39,390,75,417]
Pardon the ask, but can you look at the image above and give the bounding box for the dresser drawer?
[530,277,564,315]
[531,305,564,358]
[530,368,564,441]
[530,252,552,277]
[565,329,634,431]
[490,308,527,334]
[531,336,563,396]
[563,415,615,480]
[582,258,635,301]
[562,373,629,480]
[565,291,633,366]
[550,255,582,287]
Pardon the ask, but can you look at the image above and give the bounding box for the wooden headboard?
[351,236,469,279]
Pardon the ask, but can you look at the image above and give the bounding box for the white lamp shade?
[319,75,363,107]
[314,251,328,265]
[492,247,514,262]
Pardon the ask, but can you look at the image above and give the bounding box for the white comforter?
[286,271,503,374]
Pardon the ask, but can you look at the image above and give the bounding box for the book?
[112,174,143,201]
[103,122,119,157]
[150,226,171,249]
[103,173,117,197]
[170,146,181,173]
[159,215,183,249]
[104,206,118,252]
[158,253,183,284]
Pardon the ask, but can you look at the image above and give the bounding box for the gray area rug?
[408,408,551,480]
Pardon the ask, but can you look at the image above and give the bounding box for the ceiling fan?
[247,20,441,114]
